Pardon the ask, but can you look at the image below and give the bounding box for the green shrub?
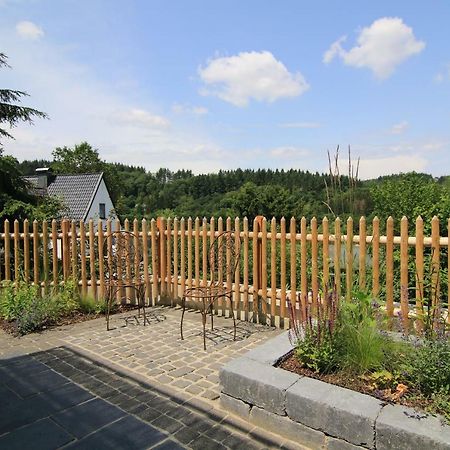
[53,279,79,316]
[406,338,450,396]
[15,298,50,334]
[78,294,107,314]
[0,279,80,335]
[0,281,37,321]
[295,328,337,373]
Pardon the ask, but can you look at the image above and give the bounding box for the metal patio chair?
[103,230,147,330]
[180,231,241,350]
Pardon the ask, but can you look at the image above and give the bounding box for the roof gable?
[48,173,103,221]
[25,173,105,221]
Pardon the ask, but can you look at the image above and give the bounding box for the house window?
[99,203,106,219]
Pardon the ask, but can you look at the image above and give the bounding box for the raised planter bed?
[219,332,450,450]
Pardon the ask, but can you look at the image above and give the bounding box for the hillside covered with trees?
[10,142,450,228]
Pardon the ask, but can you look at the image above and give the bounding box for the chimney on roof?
[35,167,53,190]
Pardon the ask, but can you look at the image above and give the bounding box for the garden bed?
[0,304,137,336]
[278,351,443,423]
[219,332,450,450]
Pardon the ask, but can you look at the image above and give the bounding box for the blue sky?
[1,0,450,178]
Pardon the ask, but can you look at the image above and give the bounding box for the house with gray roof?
[24,168,116,225]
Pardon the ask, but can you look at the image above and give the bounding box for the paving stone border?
[219,332,450,450]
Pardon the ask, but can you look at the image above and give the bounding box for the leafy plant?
[0,281,37,321]
[406,338,450,396]
[15,298,50,334]
[289,287,340,373]
[78,294,107,314]
[334,291,387,373]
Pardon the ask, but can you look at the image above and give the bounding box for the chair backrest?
[209,231,241,288]
[103,230,143,289]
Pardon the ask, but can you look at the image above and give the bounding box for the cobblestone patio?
[0,307,309,449]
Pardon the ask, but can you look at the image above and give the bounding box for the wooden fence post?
[400,216,409,330]
[254,215,264,323]
[431,216,440,312]
[62,219,69,282]
[252,216,260,322]
[14,220,19,289]
[51,220,58,290]
[372,217,380,298]
[415,216,424,328]
[150,218,159,305]
[4,220,10,281]
[23,219,30,283]
[42,220,49,294]
[386,217,394,318]
[158,217,167,299]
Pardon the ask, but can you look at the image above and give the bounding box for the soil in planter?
[278,353,443,422]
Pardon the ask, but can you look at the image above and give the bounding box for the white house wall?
[85,179,116,227]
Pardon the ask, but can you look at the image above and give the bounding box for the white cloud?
[434,63,450,83]
[324,17,425,79]
[110,108,170,128]
[390,120,409,135]
[172,103,208,115]
[16,21,44,40]
[356,154,427,179]
[279,122,321,129]
[323,36,347,64]
[199,51,309,106]
[270,146,310,158]
[0,32,227,173]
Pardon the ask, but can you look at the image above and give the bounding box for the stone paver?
[0,306,308,449]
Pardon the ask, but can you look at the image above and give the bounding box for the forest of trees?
[9,142,450,230]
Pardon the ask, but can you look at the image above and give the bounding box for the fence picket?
[359,216,366,290]
[24,219,30,283]
[33,220,39,291]
[346,217,353,301]
[400,216,409,330]
[42,220,49,294]
[415,216,424,326]
[372,217,380,298]
[3,220,10,281]
[386,217,394,317]
[51,220,58,290]
[80,221,87,297]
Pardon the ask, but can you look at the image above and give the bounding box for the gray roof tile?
[25,173,103,221]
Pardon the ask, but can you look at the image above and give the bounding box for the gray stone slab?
[39,382,94,414]
[52,398,126,438]
[244,331,294,365]
[0,417,74,450]
[326,436,366,449]
[249,404,326,449]
[219,393,251,419]
[64,415,168,449]
[286,377,382,448]
[220,356,300,415]
[5,369,68,397]
[376,404,450,450]
[0,394,52,435]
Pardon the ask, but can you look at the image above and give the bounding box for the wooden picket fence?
[0,215,449,328]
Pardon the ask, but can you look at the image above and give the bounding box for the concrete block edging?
[219,331,450,449]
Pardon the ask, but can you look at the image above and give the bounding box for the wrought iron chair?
[103,230,147,330]
[180,231,241,350]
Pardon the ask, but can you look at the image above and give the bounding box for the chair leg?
[106,295,111,331]
[229,295,237,341]
[180,296,186,340]
[141,289,147,326]
[210,305,214,331]
[202,310,207,351]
